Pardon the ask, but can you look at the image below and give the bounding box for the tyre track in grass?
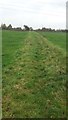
[3,31,66,118]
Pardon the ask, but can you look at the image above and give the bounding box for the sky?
[0,0,67,29]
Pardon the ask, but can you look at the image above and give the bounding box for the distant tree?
[48,28,52,31]
[30,27,33,31]
[15,27,22,31]
[42,27,46,31]
[52,29,55,32]
[24,25,29,31]
[35,28,41,31]
[7,24,12,30]
[1,24,7,29]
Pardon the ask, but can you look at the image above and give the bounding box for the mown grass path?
[2,31,66,118]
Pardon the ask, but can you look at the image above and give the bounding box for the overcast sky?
[0,0,67,29]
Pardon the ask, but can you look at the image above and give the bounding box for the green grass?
[0,30,2,119]
[38,31,66,52]
[2,30,28,66]
[2,30,66,118]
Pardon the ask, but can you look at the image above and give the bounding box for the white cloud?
[0,0,67,29]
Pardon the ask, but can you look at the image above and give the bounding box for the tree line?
[0,24,33,31]
[0,23,66,32]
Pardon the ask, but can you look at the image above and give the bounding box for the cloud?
[0,0,66,29]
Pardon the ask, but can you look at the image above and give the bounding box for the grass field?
[38,31,66,51]
[0,30,2,119]
[2,30,66,118]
